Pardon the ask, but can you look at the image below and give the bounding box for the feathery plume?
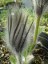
[4,8,33,64]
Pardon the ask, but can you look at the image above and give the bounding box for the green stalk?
[30,16,41,50]
[33,16,41,44]
[32,16,40,49]
[19,52,22,64]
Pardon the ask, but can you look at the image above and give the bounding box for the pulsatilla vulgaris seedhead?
[7,9,33,54]
[34,0,48,16]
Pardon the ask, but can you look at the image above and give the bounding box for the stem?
[30,16,41,50]
[33,16,41,44]
[19,52,22,64]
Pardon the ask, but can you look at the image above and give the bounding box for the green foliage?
[0,0,14,6]
[0,32,4,38]
[10,55,16,64]
[40,12,48,25]
[0,9,8,27]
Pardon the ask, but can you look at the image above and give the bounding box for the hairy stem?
[30,16,41,50]
[33,16,41,44]
[19,52,22,64]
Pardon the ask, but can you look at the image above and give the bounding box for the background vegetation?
[0,0,48,64]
